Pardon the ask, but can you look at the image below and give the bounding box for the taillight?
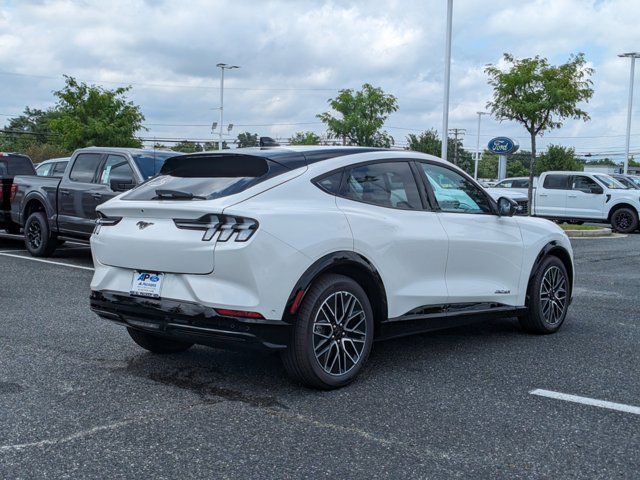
[174,214,258,242]
[93,213,122,234]
[9,183,17,201]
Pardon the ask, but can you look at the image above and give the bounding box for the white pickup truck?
[531,171,640,233]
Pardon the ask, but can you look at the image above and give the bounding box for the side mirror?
[590,186,603,194]
[497,196,518,217]
[109,178,135,192]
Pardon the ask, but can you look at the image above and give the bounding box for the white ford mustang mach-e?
[90,147,574,389]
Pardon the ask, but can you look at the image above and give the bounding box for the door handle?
[568,194,577,198]
[91,193,102,200]
[539,193,548,197]
[60,189,70,196]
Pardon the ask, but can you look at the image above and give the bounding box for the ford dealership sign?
[488,137,519,155]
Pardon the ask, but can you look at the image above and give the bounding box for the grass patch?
[558,223,603,231]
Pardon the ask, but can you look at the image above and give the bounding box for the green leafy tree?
[407,129,473,173]
[172,141,203,153]
[289,131,321,145]
[236,132,258,148]
[585,158,617,166]
[49,75,145,150]
[485,53,594,211]
[318,83,398,147]
[535,145,583,174]
[477,150,530,179]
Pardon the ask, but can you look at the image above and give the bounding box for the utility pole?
[216,63,240,151]
[448,128,466,165]
[619,52,640,174]
[474,112,488,179]
[441,0,453,161]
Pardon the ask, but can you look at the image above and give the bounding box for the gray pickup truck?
[11,147,176,256]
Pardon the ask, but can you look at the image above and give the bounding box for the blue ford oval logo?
[488,137,519,155]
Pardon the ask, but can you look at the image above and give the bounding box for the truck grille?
[516,199,529,215]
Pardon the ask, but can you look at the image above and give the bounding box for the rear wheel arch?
[283,251,388,331]
[22,196,47,225]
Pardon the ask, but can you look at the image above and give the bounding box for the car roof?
[177,146,388,170]
[76,147,175,156]
[39,157,70,165]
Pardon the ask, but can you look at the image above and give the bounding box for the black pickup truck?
[1,152,36,234]
[11,147,175,256]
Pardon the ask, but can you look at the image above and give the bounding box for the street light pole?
[216,63,240,151]
[619,52,640,174]
[474,111,488,179]
[441,0,453,161]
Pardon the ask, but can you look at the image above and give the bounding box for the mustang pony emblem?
[136,221,154,230]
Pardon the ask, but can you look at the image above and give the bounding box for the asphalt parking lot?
[0,233,638,479]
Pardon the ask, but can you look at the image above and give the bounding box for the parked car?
[89,147,574,389]
[487,176,538,196]
[611,173,640,190]
[11,147,176,256]
[533,171,640,232]
[0,152,35,234]
[35,157,69,177]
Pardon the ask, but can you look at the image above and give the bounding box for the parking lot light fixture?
[216,63,240,151]
[619,52,640,174]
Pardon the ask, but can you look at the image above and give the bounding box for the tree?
[535,145,583,174]
[49,75,145,150]
[318,83,398,147]
[485,53,594,212]
[237,132,258,148]
[289,131,321,145]
[172,141,203,153]
[407,129,474,173]
[477,150,529,179]
[0,107,69,161]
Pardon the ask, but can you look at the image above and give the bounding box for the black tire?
[282,274,374,390]
[24,211,58,257]
[127,328,193,354]
[519,256,569,334]
[610,207,638,234]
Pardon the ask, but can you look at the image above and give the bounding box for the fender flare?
[528,241,574,299]
[20,191,53,226]
[282,250,388,323]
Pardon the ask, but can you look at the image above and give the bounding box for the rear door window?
[341,161,422,210]
[543,175,569,190]
[69,153,103,183]
[52,161,68,176]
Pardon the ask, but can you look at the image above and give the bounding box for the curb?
[564,227,612,238]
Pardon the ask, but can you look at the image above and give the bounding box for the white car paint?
[91,149,572,321]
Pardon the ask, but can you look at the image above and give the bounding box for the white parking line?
[0,252,94,271]
[530,389,640,415]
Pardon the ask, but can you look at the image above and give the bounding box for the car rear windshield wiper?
[153,189,207,200]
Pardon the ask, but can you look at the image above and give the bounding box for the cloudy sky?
[1,0,640,159]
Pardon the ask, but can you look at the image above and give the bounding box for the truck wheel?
[127,328,193,354]
[24,211,58,257]
[519,256,569,334]
[282,274,374,390]
[611,207,638,234]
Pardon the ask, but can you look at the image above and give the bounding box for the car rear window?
[0,155,35,176]
[122,153,286,201]
[132,152,176,179]
[543,174,569,190]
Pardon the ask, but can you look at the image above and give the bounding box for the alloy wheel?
[615,211,632,231]
[539,266,567,325]
[27,221,42,249]
[312,291,367,376]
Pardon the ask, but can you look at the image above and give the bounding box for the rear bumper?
[90,290,291,351]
